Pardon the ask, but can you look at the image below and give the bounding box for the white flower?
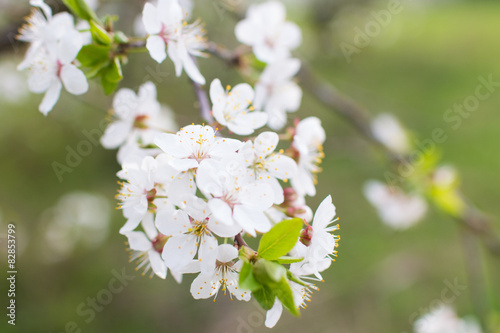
[291,117,326,197]
[116,156,174,234]
[125,230,169,279]
[190,244,250,301]
[154,124,243,172]
[17,0,88,114]
[290,195,339,280]
[101,81,177,150]
[254,58,302,130]
[235,0,301,63]
[363,180,428,229]
[239,131,297,204]
[142,0,206,84]
[17,0,75,70]
[371,113,411,154]
[156,196,241,274]
[414,306,482,333]
[209,79,268,135]
[196,158,274,236]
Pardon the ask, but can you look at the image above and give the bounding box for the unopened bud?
[239,245,258,262]
[283,187,298,206]
[300,226,314,247]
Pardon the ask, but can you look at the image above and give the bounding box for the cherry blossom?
[254,58,302,130]
[210,79,268,135]
[142,0,206,84]
[235,1,302,63]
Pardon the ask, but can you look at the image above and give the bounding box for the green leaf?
[101,75,118,95]
[252,286,276,310]
[77,44,110,67]
[103,58,123,83]
[273,256,304,264]
[274,277,300,317]
[253,259,287,283]
[62,0,100,22]
[258,218,303,260]
[89,20,112,45]
[239,261,261,292]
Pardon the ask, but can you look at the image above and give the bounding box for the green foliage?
[77,44,111,68]
[62,0,100,22]
[258,218,303,260]
[77,44,123,94]
[89,20,112,45]
[273,256,304,264]
[238,219,305,317]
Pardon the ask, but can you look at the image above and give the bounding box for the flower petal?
[146,35,167,63]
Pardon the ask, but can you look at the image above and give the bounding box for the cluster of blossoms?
[17,0,340,328]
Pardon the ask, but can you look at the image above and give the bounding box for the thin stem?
[234,233,247,249]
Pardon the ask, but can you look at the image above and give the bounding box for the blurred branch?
[299,64,500,259]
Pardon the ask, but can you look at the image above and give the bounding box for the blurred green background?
[1,0,499,332]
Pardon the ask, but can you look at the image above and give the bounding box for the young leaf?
[258,218,303,260]
[274,277,300,317]
[253,259,287,284]
[104,58,123,83]
[252,286,276,311]
[239,261,261,292]
[89,20,112,45]
[77,44,111,67]
[62,0,100,22]
[273,256,304,264]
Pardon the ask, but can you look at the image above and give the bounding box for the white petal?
[141,213,158,240]
[209,138,243,158]
[312,195,336,229]
[148,250,167,279]
[199,235,218,275]
[190,273,218,299]
[265,300,283,328]
[231,83,254,104]
[254,131,279,155]
[280,22,302,50]
[180,43,205,84]
[216,244,238,263]
[60,64,88,95]
[208,218,242,238]
[57,31,83,64]
[167,41,183,76]
[142,3,162,34]
[154,133,190,158]
[266,155,297,180]
[208,199,234,226]
[39,80,62,115]
[162,234,197,270]
[119,215,143,235]
[146,35,167,63]
[155,209,190,237]
[125,231,151,251]
[209,78,225,106]
[100,121,132,149]
[233,205,271,236]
